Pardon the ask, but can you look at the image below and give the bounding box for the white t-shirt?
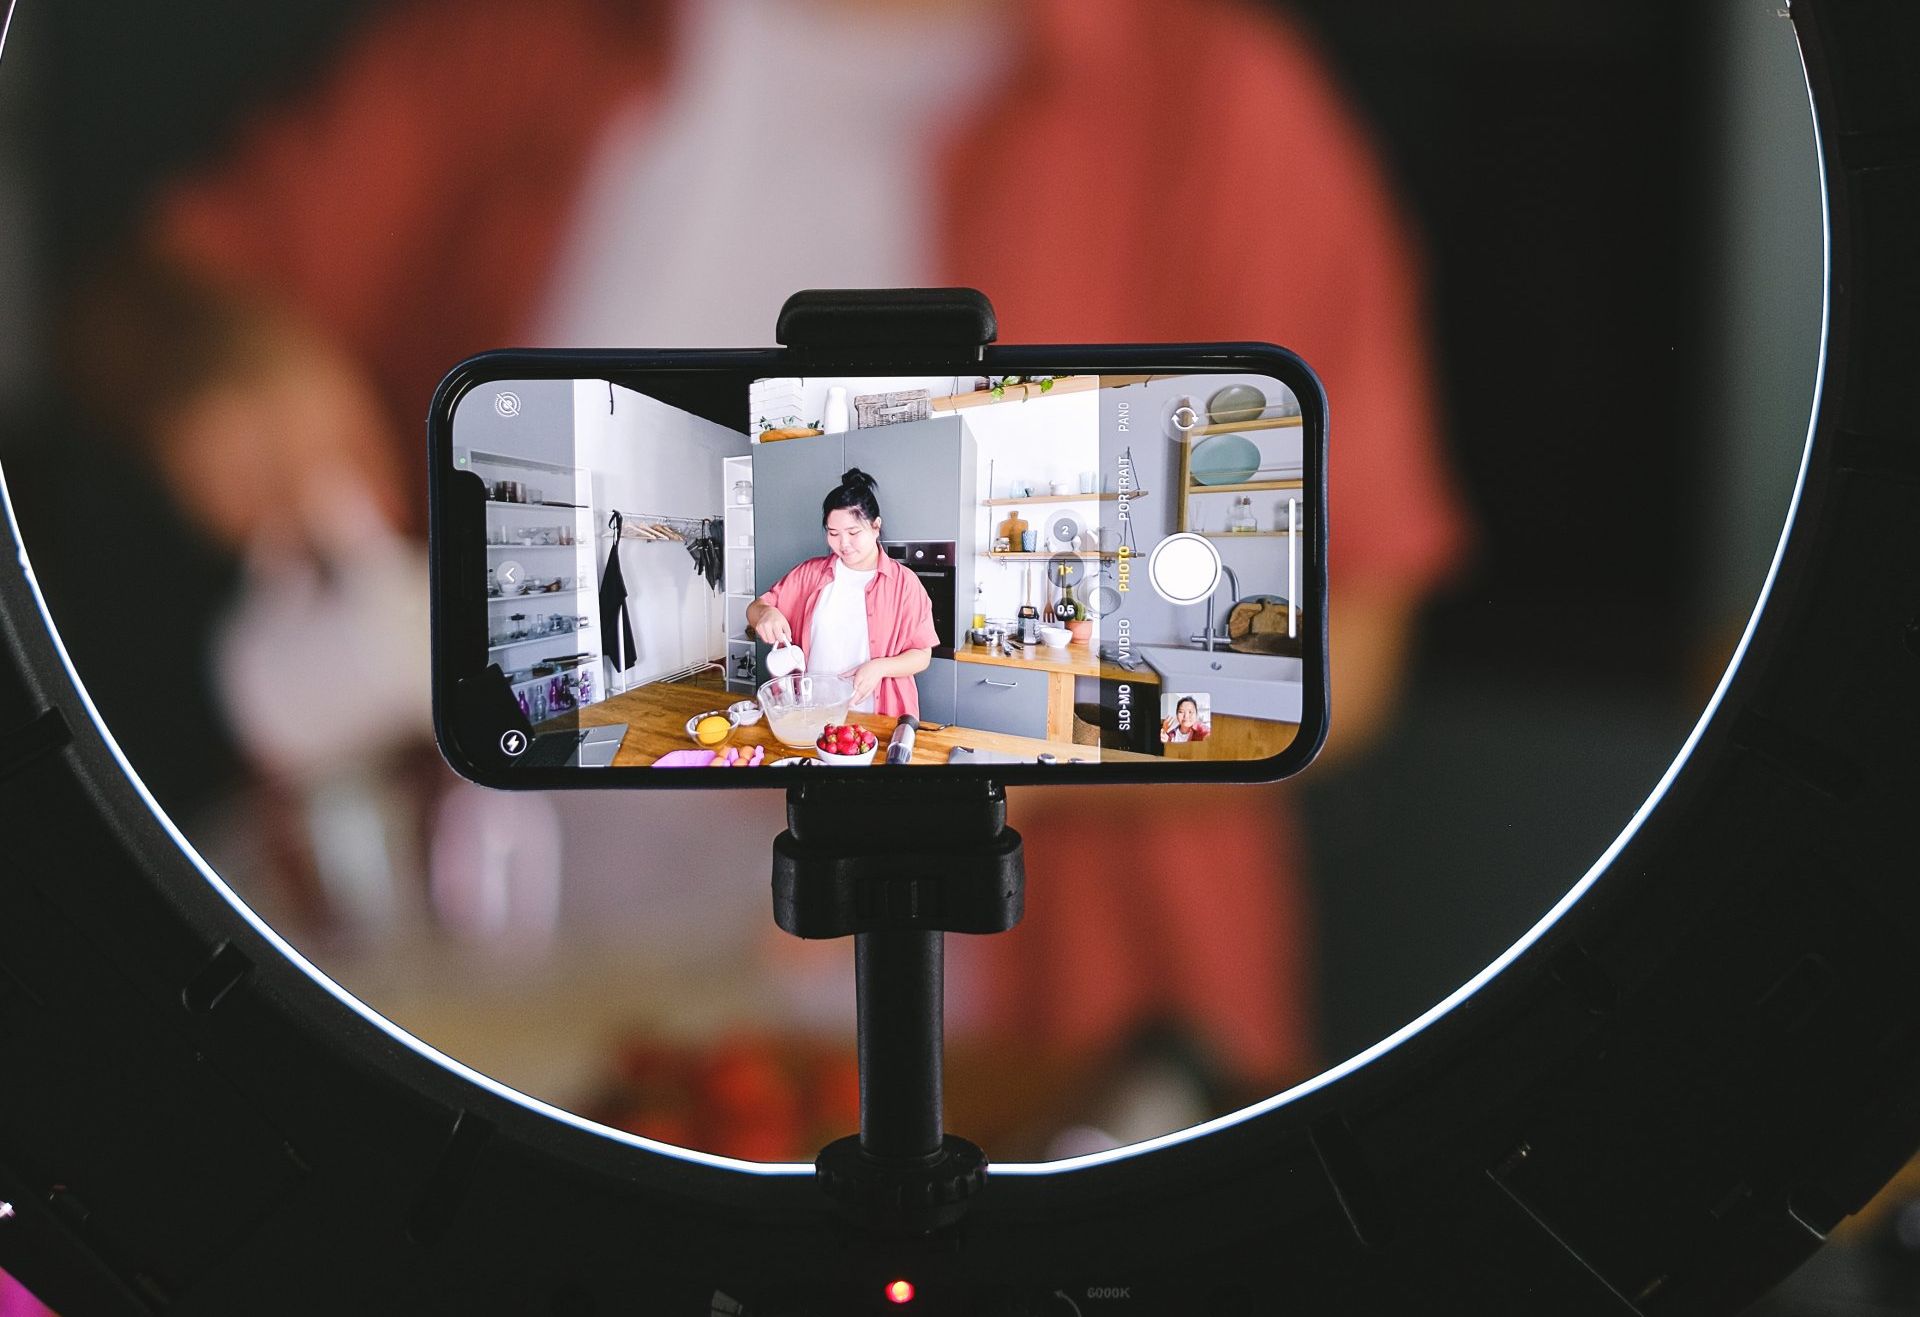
[533,0,1002,347]
[806,557,878,711]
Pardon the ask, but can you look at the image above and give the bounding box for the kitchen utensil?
[1037,624,1071,648]
[886,716,920,766]
[757,672,856,748]
[1190,433,1261,485]
[727,699,764,725]
[1021,530,1038,552]
[1017,605,1041,645]
[1206,383,1267,425]
[765,641,805,677]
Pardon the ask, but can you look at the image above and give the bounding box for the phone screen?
[432,351,1324,785]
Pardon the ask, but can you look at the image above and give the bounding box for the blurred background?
[4,1,1907,1311]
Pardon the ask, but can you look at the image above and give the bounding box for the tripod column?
[855,929,943,1159]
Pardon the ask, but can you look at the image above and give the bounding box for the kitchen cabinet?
[844,416,966,543]
[956,664,1049,739]
[916,656,957,726]
[753,432,847,597]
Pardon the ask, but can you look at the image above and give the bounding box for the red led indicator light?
[885,1278,915,1304]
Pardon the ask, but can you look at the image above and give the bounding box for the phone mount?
[771,289,1022,1234]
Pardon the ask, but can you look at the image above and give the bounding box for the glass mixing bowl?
[757,672,855,748]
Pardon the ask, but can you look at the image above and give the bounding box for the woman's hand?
[751,606,792,646]
[848,660,885,708]
[1160,716,1178,742]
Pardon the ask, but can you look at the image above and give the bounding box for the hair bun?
[840,467,876,489]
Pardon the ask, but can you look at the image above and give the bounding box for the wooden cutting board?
[1227,598,1301,655]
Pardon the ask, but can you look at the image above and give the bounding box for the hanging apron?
[599,512,638,672]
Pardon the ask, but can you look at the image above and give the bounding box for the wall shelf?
[1184,415,1304,437]
[985,551,1122,562]
[981,491,1149,507]
[457,448,577,476]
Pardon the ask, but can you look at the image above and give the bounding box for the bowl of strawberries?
[813,722,879,766]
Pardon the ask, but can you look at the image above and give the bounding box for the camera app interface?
[453,373,1309,769]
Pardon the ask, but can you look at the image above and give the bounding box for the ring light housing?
[1,4,1917,1311]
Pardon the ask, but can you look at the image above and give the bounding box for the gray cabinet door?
[954,664,1049,738]
[844,416,961,544]
[752,433,845,597]
[916,656,957,726]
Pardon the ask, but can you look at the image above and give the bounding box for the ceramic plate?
[1189,433,1261,486]
[1206,383,1267,425]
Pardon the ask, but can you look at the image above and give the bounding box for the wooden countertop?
[952,639,1159,684]
[562,679,1157,767]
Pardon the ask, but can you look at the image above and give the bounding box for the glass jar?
[1228,496,1257,534]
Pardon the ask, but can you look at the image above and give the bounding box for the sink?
[1137,645,1303,723]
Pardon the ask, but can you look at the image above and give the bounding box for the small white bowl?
[1037,625,1072,648]
[813,744,878,767]
[728,699,763,725]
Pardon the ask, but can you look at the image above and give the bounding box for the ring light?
[1,3,1916,1311]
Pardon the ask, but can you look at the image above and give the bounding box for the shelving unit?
[1175,409,1307,535]
[722,454,757,694]
[458,448,605,718]
[985,551,1122,563]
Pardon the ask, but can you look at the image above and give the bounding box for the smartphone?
[429,344,1326,787]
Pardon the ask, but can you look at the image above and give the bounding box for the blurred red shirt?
[155,0,1465,1086]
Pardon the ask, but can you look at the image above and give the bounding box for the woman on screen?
[747,468,937,717]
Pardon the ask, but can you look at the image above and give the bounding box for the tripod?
[768,289,1025,1234]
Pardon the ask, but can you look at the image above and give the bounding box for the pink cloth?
[0,1269,57,1317]
[763,553,938,718]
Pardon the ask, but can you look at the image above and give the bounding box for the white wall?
[575,380,750,686]
[452,379,577,469]
[964,388,1102,623]
[748,375,974,434]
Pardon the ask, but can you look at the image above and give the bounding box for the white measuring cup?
[765,641,806,677]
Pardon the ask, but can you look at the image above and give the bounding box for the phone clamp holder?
[775,779,1021,1233]
[771,289,1019,1233]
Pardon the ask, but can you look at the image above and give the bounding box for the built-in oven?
[883,541,956,659]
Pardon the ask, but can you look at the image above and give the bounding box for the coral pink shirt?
[763,552,938,718]
[151,0,1470,1083]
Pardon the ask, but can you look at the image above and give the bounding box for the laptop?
[513,721,627,768]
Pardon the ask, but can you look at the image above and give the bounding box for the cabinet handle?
[980,678,1018,689]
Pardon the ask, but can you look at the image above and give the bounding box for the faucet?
[1192,566,1241,651]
